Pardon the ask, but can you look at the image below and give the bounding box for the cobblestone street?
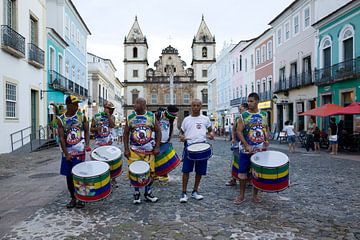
[1,139,360,240]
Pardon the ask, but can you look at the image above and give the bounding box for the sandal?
[66,198,77,209]
[76,200,85,209]
[252,196,262,203]
[233,196,245,205]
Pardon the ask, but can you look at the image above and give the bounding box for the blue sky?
[72,0,293,78]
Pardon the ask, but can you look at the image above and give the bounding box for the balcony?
[259,91,271,101]
[49,70,88,98]
[230,97,247,106]
[315,58,360,86]
[275,72,314,93]
[1,25,25,58]
[28,43,44,68]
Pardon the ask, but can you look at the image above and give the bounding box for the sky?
[72,0,294,79]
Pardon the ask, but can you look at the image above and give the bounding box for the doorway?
[31,90,38,139]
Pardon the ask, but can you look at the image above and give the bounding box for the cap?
[104,101,115,109]
[65,95,79,105]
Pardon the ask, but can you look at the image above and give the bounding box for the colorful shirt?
[58,111,85,156]
[241,110,268,152]
[127,111,156,154]
[93,112,113,146]
[159,112,171,143]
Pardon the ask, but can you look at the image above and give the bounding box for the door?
[323,47,331,79]
[277,105,283,132]
[31,90,37,139]
[343,38,353,71]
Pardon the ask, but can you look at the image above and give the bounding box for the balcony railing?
[230,97,247,106]
[1,25,25,58]
[275,72,314,93]
[49,70,88,98]
[259,91,271,101]
[28,43,44,67]
[314,57,360,85]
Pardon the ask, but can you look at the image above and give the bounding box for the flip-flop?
[252,197,262,203]
[233,197,245,205]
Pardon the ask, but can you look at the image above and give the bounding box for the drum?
[250,151,289,192]
[72,161,111,202]
[155,143,181,176]
[231,149,240,180]
[91,146,123,179]
[186,142,213,161]
[129,160,151,187]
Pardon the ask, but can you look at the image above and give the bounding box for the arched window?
[133,47,138,58]
[320,35,332,69]
[202,47,207,57]
[339,24,354,62]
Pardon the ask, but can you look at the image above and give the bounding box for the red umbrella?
[333,102,360,115]
[299,103,345,117]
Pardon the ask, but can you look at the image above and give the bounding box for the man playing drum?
[179,99,214,203]
[90,101,116,146]
[57,95,90,209]
[124,98,161,204]
[235,92,269,204]
[155,105,179,182]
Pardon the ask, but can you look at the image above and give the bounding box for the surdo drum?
[129,160,151,188]
[250,151,289,192]
[72,161,111,202]
[186,142,213,161]
[155,143,181,176]
[91,146,123,179]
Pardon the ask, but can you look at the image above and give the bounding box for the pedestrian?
[305,118,316,151]
[225,124,230,141]
[283,120,296,153]
[313,127,321,153]
[328,117,338,155]
[90,101,116,146]
[123,97,161,204]
[226,102,248,186]
[234,92,269,204]
[118,125,124,144]
[155,105,179,182]
[179,99,214,203]
[57,95,90,209]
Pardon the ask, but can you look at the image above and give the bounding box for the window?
[277,28,282,45]
[339,25,355,62]
[30,15,38,44]
[262,45,266,62]
[304,7,310,29]
[71,23,75,41]
[202,69,207,78]
[267,41,272,60]
[65,63,69,78]
[132,93,138,104]
[165,94,170,104]
[5,82,17,118]
[245,58,248,72]
[5,0,16,28]
[78,70,80,82]
[65,15,70,37]
[133,70,138,78]
[151,94,157,104]
[239,55,242,71]
[285,22,290,40]
[76,29,80,47]
[49,47,55,71]
[72,66,75,81]
[256,48,260,65]
[58,54,63,74]
[293,15,299,35]
[236,87,239,98]
[251,54,254,69]
[202,47,207,57]
[133,47,138,58]
[183,93,190,104]
[201,89,208,103]
[321,36,332,68]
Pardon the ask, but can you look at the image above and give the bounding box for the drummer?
[57,95,90,209]
[235,92,269,204]
[155,105,179,182]
[124,97,161,204]
[179,99,214,203]
[90,101,116,146]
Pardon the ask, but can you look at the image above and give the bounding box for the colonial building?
[123,16,216,127]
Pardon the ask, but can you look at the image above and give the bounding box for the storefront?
[258,100,273,131]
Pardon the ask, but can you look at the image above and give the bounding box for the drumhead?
[129,161,150,174]
[72,161,109,177]
[91,146,122,162]
[187,143,211,152]
[250,151,289,167]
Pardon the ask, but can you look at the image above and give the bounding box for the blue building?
[46,0,91,120]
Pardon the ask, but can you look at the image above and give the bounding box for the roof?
[68,0,91,35]
[87,52,117,71]
[240,28,272,52]
[268,0,298,25]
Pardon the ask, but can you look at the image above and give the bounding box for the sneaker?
[191,191,204,200]
[76,200,85,209]
[180,193,188,203]
[133,191,141,204]
[225,179,236,186]
[159,176,169,182]
[144,190,158,203]
[66,198,77,209]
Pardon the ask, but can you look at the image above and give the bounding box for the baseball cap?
[65,95,79,104]
[104,101,115,109]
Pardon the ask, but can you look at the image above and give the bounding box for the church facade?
[123,16,216,127]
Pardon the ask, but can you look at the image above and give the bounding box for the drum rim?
[187,142,211,152]
[129,161,150,174]
[72,161,110,176]
[251,161,289,169]
[73,171,110,180]
[250,151,289,168]
[91,146,122,161]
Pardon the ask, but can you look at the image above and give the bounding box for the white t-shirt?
[181,115,211,145]
[283,125,295,136]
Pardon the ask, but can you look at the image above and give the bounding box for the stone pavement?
[1,139,360,239]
